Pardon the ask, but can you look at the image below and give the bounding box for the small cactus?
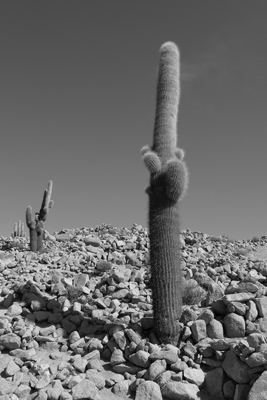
[141,42,189,344]
[11,220,25,238]
[26,180,54,252]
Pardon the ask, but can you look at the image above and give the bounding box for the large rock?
[161,381,200,400]
[222,349,251,383]
[204,367,225,398]
[248,370,267,400]
[71,379,100,400]
[135,381,163,400]
[223,313,245,337]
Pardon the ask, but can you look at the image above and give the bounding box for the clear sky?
[0,1,266,240]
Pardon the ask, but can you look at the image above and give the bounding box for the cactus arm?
[39,181,54,222]
[142,150,162,174]
[175,147,185,161]
[163,158,189,202]
[26,206,36,229]
[141,144,151,156]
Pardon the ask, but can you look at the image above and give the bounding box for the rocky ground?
[1,223,267,400]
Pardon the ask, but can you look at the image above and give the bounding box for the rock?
[135,380,163,400]
[223,313,245,337]
[148,359,167,381]
[161,381,200,400]
[206,319,224,339]
[0,333,21,350]
[71,379,100,400]
[112,380,131,397]
[183,367,205,387]
[233,383,251,400]
[205,367,225,398]
[46,380,64,400]
[223,380,236,399]
[222,349,251,383]
[254,297,267,318]
[190,320,207,343]
[248,370,267,400]
[129,350,151,368]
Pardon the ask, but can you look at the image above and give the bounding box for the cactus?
[141,42,189,344]
[26,180,54,252]
[11,220,25,238]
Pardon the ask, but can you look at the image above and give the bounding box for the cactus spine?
[26,180,54,252]
[141,42,189,344]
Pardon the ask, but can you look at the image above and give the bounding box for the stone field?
[1,223,267,399]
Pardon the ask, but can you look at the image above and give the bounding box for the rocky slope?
[1,223,267,400]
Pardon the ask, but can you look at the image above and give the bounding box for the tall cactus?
[141,42,189,344]
[26,180,54,252]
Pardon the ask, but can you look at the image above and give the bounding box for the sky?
[0,1,267,240]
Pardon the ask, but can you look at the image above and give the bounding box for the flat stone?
[223,292,255,304]
[161,381,200,400]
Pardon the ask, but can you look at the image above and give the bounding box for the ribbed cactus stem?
[142,42,189,345]
[153,42,180,163]
[26,206,38,251]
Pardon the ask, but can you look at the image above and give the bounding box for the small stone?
[110,349,126,366]
[7,304,23,316]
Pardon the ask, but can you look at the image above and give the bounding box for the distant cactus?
[26,180,54,252]
[11,220,25,238]
[141,42,189,344]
